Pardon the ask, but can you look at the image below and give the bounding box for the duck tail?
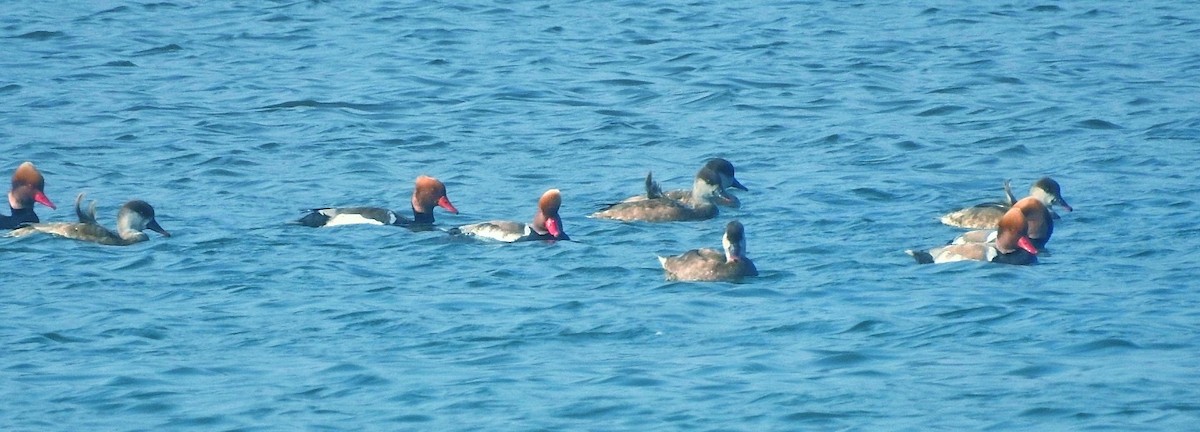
[74,193,98,225]
[905,249,935,264]
[644,171,663,199]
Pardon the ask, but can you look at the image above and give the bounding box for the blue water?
[3,1,1199,430]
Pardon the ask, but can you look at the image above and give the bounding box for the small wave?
[318,362,367,374]
[840,320,883,334]
[1066,338,1141,354]
[389,414,434,423]
[125,401,175,414]
[782,410,860,421]
[13,30,66,40]
[1028,5,1064,12]
[939,18,980,25]
[110,255,155,271]
[1005,363,1064,378]
[916,105,967,117]
[718,287,784,297]
[343,373,392,387]
[594,109,639,117]
[1019,407,1075,418]
[813,351,870,368]
[597,374,666,388]
[553,401,637,420]
[134,44,183,56]
[850,187,898,202]
[995,144,1032,156]
[727,77,797,89]
[259,100,390,112]
[162,367,218,377]
[684,89,733,106]
[38,332,92,343]
[990,75,1024,84]
[105,375,168,387]
[590,78,654,87]
[763,321,830,335]
[454,353,518,366]
[1076,119,1122,129]
[92,6,131,16]
[936,305,1008,320]
[100,326,167,340]
[927,86,968,94]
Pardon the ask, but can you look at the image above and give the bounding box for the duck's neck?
[410,206,435,224]
[1026,208,1051,240]
[530,211,548,235]
[115,213,148,243]
[116,226,148,242]
[7,204,34,218]
[688,183,715,208]
[0,205,36,227]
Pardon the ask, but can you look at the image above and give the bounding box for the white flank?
[324,213,385,227]
[459,223,528,243]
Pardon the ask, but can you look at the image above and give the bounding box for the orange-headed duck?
[623,158,747,208]
[297,175,458,228]
[658,220,758,281]
[952,196,1056,250]
[2,162,56,229]
[941,177,1071,229]
[908,206,1038,265]
[451,189,568,242]
[11,193,169,246]
[592,166,732,222]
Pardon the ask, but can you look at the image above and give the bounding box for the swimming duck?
[450,189,568,242]
[951,196,1055,250]
[592,166,732,222]
[10,193,169,246]
[907,206,1038,265]
[1,162,56,229]
[622,158,747,207]
[297,175,458,228]
[658,220,758,281]
[940,177,1072,229]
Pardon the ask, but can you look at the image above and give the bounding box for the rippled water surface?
[3,1,1199,430]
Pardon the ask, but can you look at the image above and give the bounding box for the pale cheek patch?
[324,214,385,227]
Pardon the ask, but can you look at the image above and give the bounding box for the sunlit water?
[3,1,1199,430]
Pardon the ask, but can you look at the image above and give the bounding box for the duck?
[297,175,458,228]
[1,162,57,229]
[450,189,568,242]
[10,193,170,246]
[658,220,758,281]
[622,158,747,207]
[591,166,732,222]
[940,177,1072,229]
[950,196,1055,250]
[907,206,1038,265]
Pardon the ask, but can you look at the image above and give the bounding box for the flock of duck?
[3,159,1071,281]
